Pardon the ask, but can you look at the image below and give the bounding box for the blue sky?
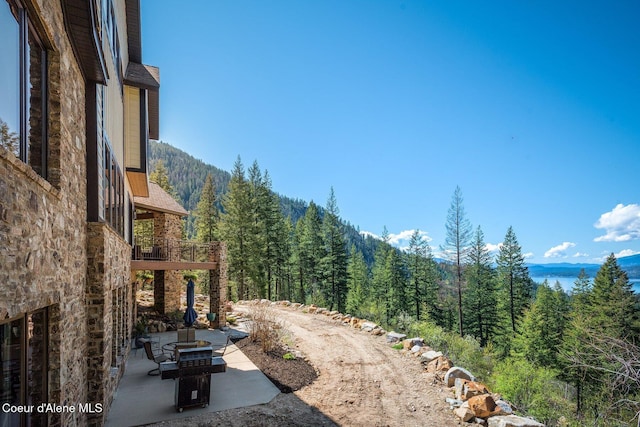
[140,0,640,265]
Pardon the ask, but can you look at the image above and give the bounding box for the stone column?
[208,242,227,329]
[152,212,183,314]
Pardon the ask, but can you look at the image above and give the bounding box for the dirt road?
[268,305,459,427]
[147,304,460,426]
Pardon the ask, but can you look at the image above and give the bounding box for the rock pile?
[136,290,213,331]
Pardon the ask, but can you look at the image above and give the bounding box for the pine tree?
[406,230,438,320]
[150,159,179,200]
[559,270,593,415]
[385,247,409,322]
[588,253,640,339]
[274,216,294,301]
[219,157,253,300]
[346,245,370,317]
[322,188,348,312]
[246,161,266,297]
[194,173,218,243]
[513,283,569,367]
[0,118,19,156]
[496,226,532,334]
[296,202,326,305]
[442,186,472,336]
[560,258,640,421]
[371,227,392,323]
[463,226,497,346]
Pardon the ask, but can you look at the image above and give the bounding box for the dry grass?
[246,304,286,353]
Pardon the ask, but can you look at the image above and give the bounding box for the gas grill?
[159,346,226,412]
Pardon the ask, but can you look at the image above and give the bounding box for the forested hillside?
[149,140,381,264]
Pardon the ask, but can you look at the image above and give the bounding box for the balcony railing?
[132,236,216,263]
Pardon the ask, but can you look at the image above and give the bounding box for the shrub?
[283,352,296,360]
[490,357,574,425]
[404,319,494,381]
[392,343,403,350]
[247,305,286,353]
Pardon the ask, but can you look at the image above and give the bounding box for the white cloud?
[485,242,502,253]
[544,242,576,258]
[594,203,640,242]
[360,230,380,240]
[523,252,534,259]
[572,252,589,258]
[390,229,432,245]
[360,229,432,247]
[615,249,640,258]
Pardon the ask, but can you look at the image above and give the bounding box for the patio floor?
[105,328,280,427]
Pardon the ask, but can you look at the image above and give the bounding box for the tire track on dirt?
[271,306,459,427]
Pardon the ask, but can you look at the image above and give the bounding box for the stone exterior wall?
[0,1,89,425]
[86,223,133,426]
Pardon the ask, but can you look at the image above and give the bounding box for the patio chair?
[142,340,171,376]
[213,335,232,357]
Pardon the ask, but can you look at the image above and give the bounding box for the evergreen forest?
[148,140,640,426]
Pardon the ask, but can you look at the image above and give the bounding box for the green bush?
[283,352,296,360]
[490,357,574,425]
[391,343,403,350]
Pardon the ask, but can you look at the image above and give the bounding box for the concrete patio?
[105,328,280,426]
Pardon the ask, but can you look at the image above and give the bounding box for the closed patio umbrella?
[183,279,198,327]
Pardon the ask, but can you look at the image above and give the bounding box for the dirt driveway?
[147,303,460,426]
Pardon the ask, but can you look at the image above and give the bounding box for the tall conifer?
[496,226,531,334]
[442,186,472,336]
[323,188,348,312]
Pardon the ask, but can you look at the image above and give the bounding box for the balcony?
[131,236,222,271]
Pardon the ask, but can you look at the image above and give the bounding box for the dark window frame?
[2,0,49,180]
[0,308,49,427]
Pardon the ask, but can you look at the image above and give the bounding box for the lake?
[531,276,640,294]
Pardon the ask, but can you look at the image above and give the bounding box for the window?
[0,0,49,179]
[101,0,122,87]
[88,84,127,239]
[0,309,49,427]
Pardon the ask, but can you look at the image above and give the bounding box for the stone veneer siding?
[86,223,133,427]
[0,1,89,425]
[153,212,183,313]
[208,242,228,329]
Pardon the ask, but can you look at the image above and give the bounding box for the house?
[0,1,226,426]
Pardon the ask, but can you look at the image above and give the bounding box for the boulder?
[445,397,463,407]
[402,337,424,350]
[454,405,475,422]
[426,355,452,376]
[487,415,545,427]
[467,394,496,418]
[455,378,489,401]
[420,350,443,363]
[386,332,407,343]
[444,366,476,387]
[494,400,513,416]
[361,321,377,332]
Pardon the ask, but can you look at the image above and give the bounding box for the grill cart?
[160,346,226,412]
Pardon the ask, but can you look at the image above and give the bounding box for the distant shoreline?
[531,276,640,293]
